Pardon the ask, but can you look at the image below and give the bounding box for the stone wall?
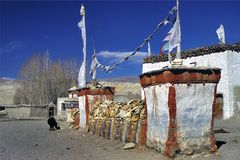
[1,105,48,119]
[5,106,31,119]
[88,100,147,145]
[30,106,48,117]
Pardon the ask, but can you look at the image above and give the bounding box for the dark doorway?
[49,107,54,117]
[214,94,223,119]
[61,103,66,111]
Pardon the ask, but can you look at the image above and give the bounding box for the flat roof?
[143,43,240,63]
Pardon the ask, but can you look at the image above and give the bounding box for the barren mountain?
[0,77,142,105]
[0,78,18,105]
[99,81,141,96]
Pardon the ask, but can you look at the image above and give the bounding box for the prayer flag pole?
[172,0,183,66]
[176,0,181,59]
[77,4,87,88]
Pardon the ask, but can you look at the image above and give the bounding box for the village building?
[57,86,79,120]
[142,43,240,119]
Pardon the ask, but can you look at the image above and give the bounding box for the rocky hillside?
[0,78,18,105]
[99,81,141,96]
[0,77,142,105]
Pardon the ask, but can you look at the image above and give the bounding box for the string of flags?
[162,0,181,61]
[90,49,111,78]
[91,5,177,73]
[161,18,180,52]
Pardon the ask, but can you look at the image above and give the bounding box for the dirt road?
[0,119,239,160]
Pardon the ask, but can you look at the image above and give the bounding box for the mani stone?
[123,142,136,150]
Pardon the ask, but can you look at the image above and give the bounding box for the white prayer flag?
[168,19,180,52]
[163,33,171,42]
[147,41,151,56]
[77,5,87,88]
[216,24,225,44]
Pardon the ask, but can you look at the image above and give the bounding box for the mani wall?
[142,44,240,119]
[76,68,221,157]
[88,100,147,146]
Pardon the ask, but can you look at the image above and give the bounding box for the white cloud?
[0,77,15,81]
[96,50,148,64]
[0,41,24,54]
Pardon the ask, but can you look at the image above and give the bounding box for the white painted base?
[143,83,216,152]
[78,96,86,128]
[175,83,215,150]
[144,84,170,149]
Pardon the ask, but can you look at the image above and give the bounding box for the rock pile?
[88,99,147,145]
[90,99,146,121]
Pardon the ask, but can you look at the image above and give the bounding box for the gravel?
[0,118,239,160]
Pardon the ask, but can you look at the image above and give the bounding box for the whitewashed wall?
[57,98,69,116]
[227,51,240,117]
[78,96,86,128]
[175,83,215,149]
[142,50,240,119]
[143,83,216,152]
[144,84,169,150]
[57,97,78,116]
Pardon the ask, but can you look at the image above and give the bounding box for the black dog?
[47,117,61,131]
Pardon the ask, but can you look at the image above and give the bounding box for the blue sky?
[0,0,240,80]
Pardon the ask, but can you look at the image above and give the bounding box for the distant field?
[0,79,17,105]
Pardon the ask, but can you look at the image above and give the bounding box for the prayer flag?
[77,5,87,88]
[168,19,180,52]
[161,42,169,53]
[216,24,225,44]
[148,41,151,56]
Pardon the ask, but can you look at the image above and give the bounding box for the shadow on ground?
[216,141,226,149]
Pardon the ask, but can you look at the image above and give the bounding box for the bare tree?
[14,52,78,105]
[62,58,78,86]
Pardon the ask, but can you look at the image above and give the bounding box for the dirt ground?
[0,118,239,160]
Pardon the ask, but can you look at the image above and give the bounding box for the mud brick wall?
[30,106,48,117]
[4,105,48,119]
